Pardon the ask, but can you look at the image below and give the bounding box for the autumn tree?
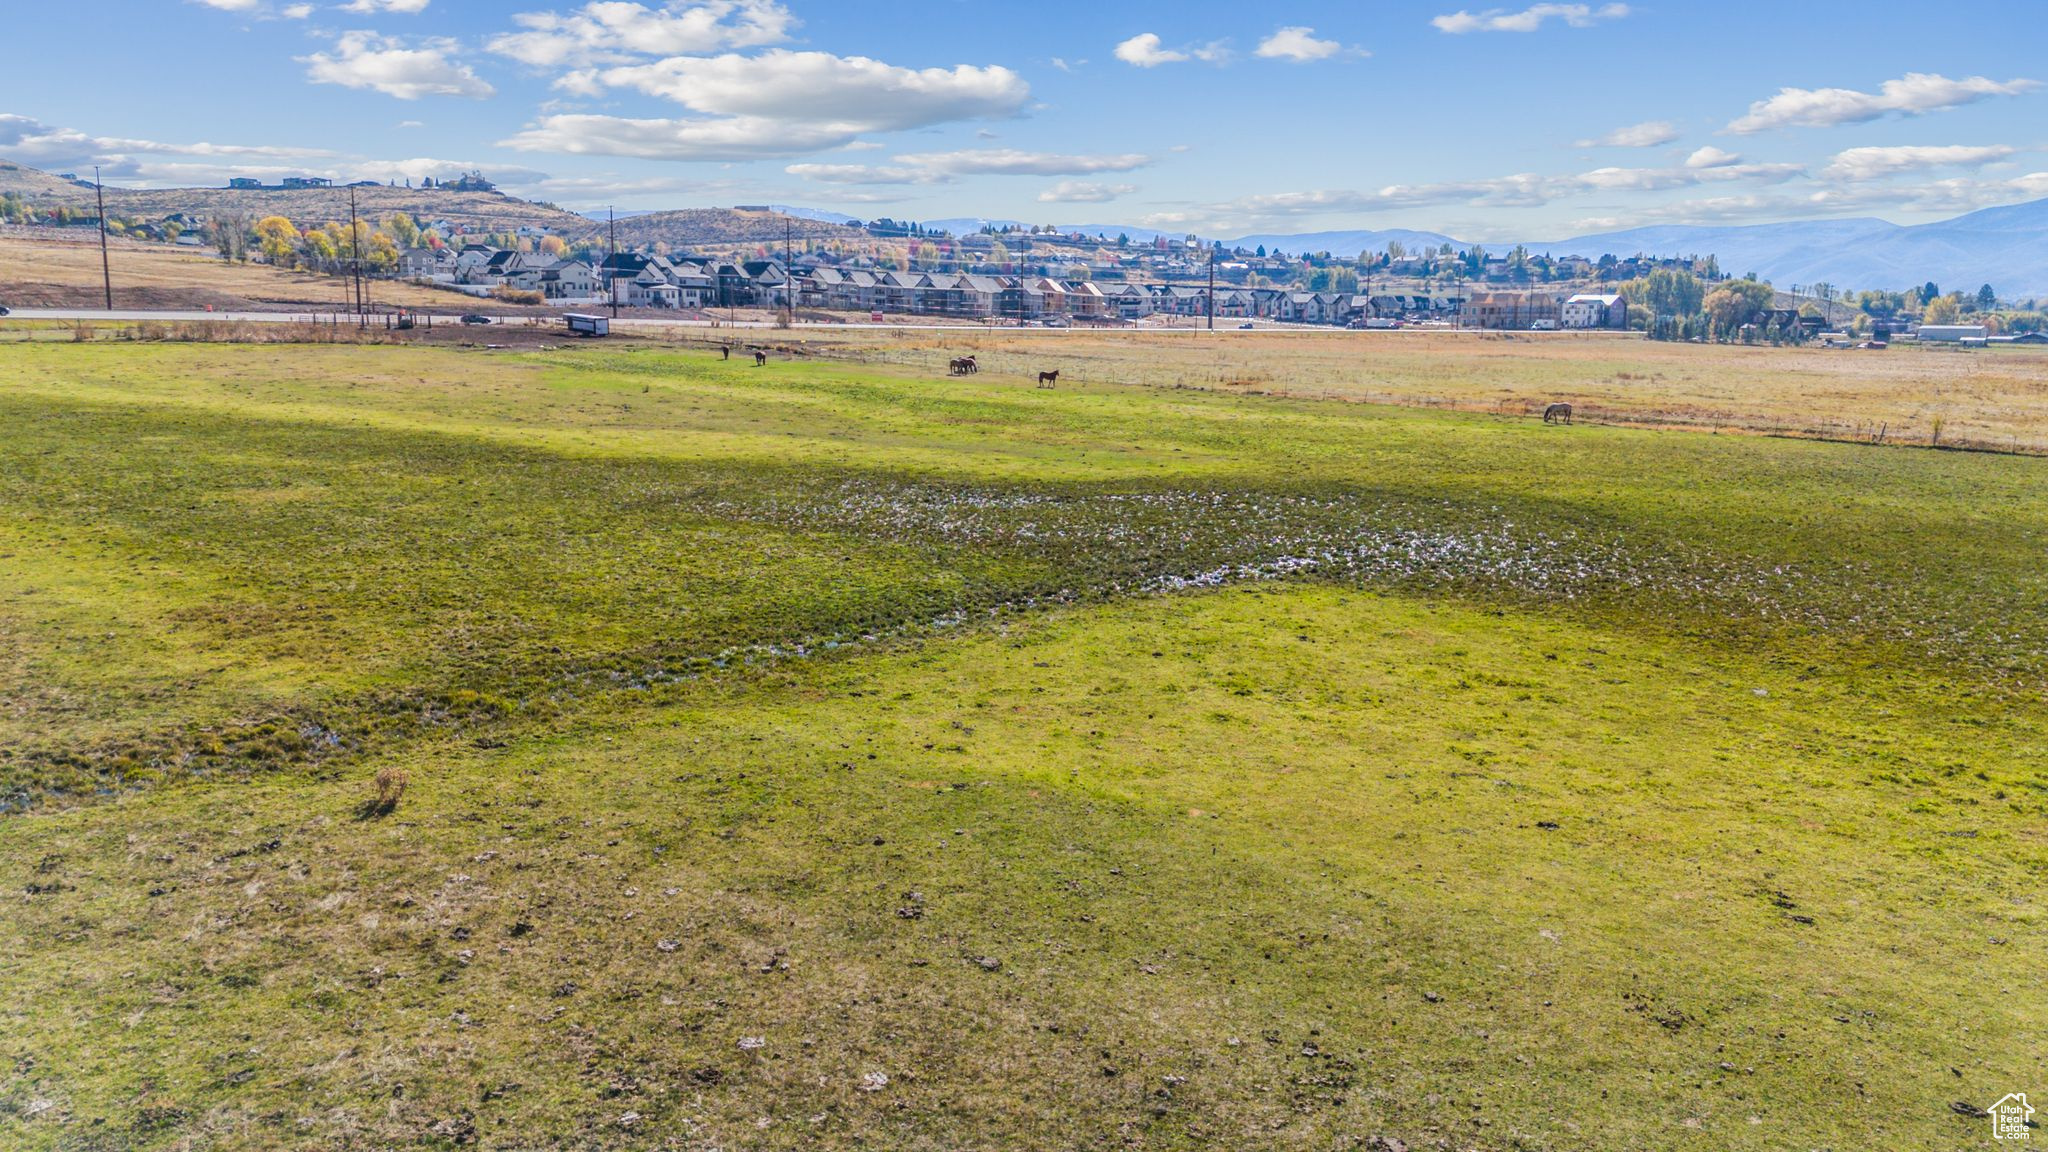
[385,212,419,248]
[1625,268,1706,322]
[254,216,301,267]
[1702,278,1774,339]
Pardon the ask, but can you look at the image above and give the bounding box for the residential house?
[1462,291,1563,330]
[1104,283,1154,319]
[953,274,1006,318]
[1561,293,1628,330]
[397,247,453,279]
[539,260,599,301]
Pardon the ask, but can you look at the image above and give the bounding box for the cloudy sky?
[4,1,2045,238]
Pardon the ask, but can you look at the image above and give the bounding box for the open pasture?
[1,338,2043,1150]
[695,325,2048,454]
[0,232,475,311]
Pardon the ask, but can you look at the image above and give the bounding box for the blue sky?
[4,1,2045,239]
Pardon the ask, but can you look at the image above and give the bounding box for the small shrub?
[367,766,409,816]
[491,287,544,306]
[71,322,95,343]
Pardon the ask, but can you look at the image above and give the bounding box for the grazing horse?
[1543,402,1574,425]
[960,355,977,374]
[754,350,769,367]
[949,356,978,376]
[1037,370,1060,388]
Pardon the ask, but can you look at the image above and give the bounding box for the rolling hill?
[1,159,593,238]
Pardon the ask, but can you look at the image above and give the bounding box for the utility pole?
[608,206,620,318]
[1207,241,1216,332]
[93,166,113,311]
[348,186,365,323]
[783,217,794,327]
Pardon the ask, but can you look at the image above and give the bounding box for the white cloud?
[0,112,335,174]
[1038,180,1137,204]
[784,163,951,186]
[1221,159,1803,220]
[1685,146,1743,169]
[1821,144,2019,182]
[594,51,1027,128]
[1112,32,1227,68]
[1433,4,1628,33]
[1571,172,2048,229]
[0,113,551,191]
[189,0,313,16]
[1577,120,1678,148]
[503,114,862,161]
[1114,33,1186,68]
[783,149,1151,188]
[341,0,431,13]
[1727,72,2039,134]
[1256,26,1341,62]
[890,149,1152,176]
[301,31,495,100]
[507,51,1030,161]
[489,0,793,68]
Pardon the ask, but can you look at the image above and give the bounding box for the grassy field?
[676,325,2048,454]
[0,232,478,311]
[2,340,2043,1150]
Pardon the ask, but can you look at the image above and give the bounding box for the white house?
[1562,293,1628,329]
[625,268,681,308]
[538,260,598,301]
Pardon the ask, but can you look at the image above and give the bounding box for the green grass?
[2,342,2045,1149]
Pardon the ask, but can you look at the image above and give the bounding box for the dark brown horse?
[754,350,769,367]
[1037,370,1060,388]
[1543,402,1573,425]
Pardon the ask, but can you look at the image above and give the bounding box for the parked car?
[461,314,493,325]
[0,305,11,316]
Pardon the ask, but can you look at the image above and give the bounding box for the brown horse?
[1542,402,1573,425]
[1037,370,1060,388]
[754,350,769,367]
[949,356,978,376]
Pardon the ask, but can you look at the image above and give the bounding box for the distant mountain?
[1525,201,2048,295]
[915,218,1182,244]
[767,205,863,226]
[1222,228,1464,257]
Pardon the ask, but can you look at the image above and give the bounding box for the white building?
[1562,293,1628,330]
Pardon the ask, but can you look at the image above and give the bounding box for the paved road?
[2,307,1471,336]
